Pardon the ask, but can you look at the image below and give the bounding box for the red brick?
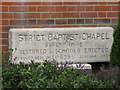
[0,33,8,38]
[51,13,63,18]
[37,20,46,25]
[63,13,79,18]
[98,2,107,4]
[107,2,119,4]
[52,2,62,5]
[0,6,1,10]
[63,2,80,5]
[2,20,9,25]
[37,6,54,12]
[37,20,54,25]
[0,26,9,32]
[95,6,111,11]
[86,6,93,11]
[28,6,37,12]
[14,2,26,5]
[67,6,76,11]
[80,2,98,5]
[14,13,25,18]
[81,12,97,18]
[41,2,52,5]
[9,6,27,12]
[2,6,9,12]
[42,13,51,18]
[0,13,1,18]
[98,12,106,17]
[85,19,93,24]
[10,20,27,25]
[23,2,42,5]
[0,26,7,32]
[107,12,118,17]
[34,2,42,5]
[77,6,85,11]
[13,2,41,5]
[0,46,8,51]
[0,20,1,25]
[94,19,110,24]
[68,19,76,24]
[55,19,67,24]
[14,13,41,18]
[112,18,119,24]
[28,20,37,25]
[55,6,67,12]
[112,6,119,11]
[2,13,13,19]
[10,26,23,28]
[0,33,2,38]
[2,2,14,5]
[0,39,8,45]
[77,19,84,24]
[0,26,1,31]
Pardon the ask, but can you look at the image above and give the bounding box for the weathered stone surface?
[9,27,113,64]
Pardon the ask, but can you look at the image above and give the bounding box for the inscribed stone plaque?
[9,27,113,64]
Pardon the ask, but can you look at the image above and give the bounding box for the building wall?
[1,1,120,51]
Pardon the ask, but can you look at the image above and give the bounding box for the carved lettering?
[9,27,113,64]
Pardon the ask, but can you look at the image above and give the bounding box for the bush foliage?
[2,60,120,88]
[110,18,120,67]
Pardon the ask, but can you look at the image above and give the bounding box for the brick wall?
[1,1,120,51]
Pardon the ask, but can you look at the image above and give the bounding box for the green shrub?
[95,66,120,88]
[110,17,120,67]
[2,60,119,88]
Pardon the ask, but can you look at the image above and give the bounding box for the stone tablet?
[9,27,113,64]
